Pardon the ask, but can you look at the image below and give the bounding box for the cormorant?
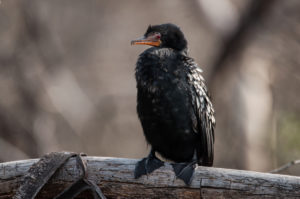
[131,23,215,185]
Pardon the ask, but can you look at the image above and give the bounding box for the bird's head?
[131,23,187,51]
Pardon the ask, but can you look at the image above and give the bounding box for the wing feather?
[184,56,215,166]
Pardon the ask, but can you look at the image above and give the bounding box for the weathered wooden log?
[1,157,300,198]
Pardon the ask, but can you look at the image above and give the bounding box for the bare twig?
[269,160,300,173]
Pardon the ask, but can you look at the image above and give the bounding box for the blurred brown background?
[0,0,300,175]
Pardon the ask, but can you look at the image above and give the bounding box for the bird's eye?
[153,32,161,39]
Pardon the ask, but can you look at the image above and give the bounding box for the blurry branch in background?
[202,0,276,85]
[0,0,81,160]
[21,0,95,136]
[196,0,278,170]
[270,159,300,174]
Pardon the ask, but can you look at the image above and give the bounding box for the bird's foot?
[134,153,164,179]
[172,161,197,185]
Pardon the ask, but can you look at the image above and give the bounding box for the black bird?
[131,23,215,185]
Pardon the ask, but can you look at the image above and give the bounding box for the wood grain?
[1,157,300,198]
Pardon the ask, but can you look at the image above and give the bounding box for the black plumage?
[132,23,215,185]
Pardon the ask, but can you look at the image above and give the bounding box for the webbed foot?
[134,149,164,178]
[172,162,197,185]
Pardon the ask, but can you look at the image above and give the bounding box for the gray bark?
[1,157,300,198]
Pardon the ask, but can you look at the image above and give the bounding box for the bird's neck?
[180,48,188,56]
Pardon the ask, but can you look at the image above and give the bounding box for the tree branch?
[269,159,300,174]
[1,157,300,198]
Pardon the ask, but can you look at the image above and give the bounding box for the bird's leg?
[134,148,164,179]
[172,151,198,185]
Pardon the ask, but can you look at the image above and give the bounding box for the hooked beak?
[131,34,161,47]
